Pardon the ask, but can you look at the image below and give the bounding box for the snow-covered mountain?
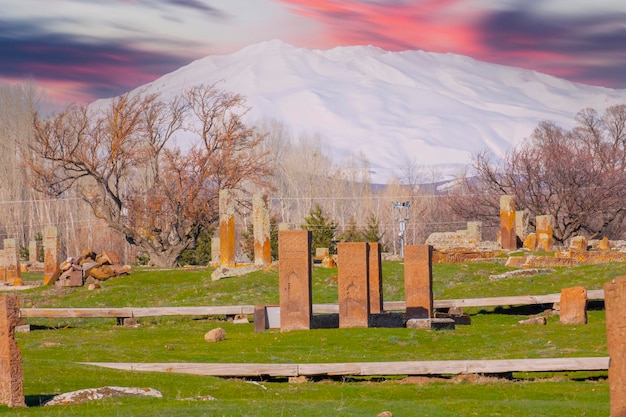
[107,40,626,183]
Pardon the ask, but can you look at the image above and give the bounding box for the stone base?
[433,312,472,325]
[369,312,404,328]
[406,318,456,330]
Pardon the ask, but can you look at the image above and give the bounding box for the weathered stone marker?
[219,189,236,267]
[278,230,312,332]
[536,215,555,252]
[499,195,517,250]
[0,295,25,407]
[368,242,383,314]
[43,226,60,285]
[404,245,433,319]
[210,237,220,267]
[3,240,22,286]
[0,250,6,283]
[559,286,587,325]
[515,209,529,242]
[337,242,370,328]
[253,194,272,266]
[605,276,626,416]
[28,240,39,263]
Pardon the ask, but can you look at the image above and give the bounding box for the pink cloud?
[278,0,485,56]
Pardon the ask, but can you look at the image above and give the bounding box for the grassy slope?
[4,260,623,416]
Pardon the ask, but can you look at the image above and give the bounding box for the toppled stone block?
[518,316,546,325]
[433,312,472,325]
[406,318,455,330]
[96,250,121,265]
[569,236,588,252]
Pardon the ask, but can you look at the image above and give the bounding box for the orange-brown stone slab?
[368,242,383,315]
[278,230,312,332]
[559,286,587,325]
[219,189,236,267]
[500,195,517,250]
[404,245,433,319]
[338,242,370,328]
[0,295,25,407]
[605,276,626,416]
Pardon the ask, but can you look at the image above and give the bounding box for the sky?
[1,0,625,106]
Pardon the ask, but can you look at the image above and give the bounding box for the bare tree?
[26,85,271,266]
[446,105,626,244]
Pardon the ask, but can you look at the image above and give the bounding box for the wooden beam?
[20,306,255,318]
[83,357,609,377]
[20,290,605,319]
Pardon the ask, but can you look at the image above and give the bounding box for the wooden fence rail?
[82,356,610,377]
[19,289,604,319]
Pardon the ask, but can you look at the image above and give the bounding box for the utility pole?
[392,201,411,258]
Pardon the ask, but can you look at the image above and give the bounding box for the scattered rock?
[178,394,216,401]
[288,375,308,384]
[488,268,555,281]
[377,412,393,417]
[518,316,546,325]
[87,283,101,291]
[44,386,162,406]
[204,327,226,343]
[232,314,249,324]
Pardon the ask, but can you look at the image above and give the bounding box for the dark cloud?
[479,9,626,87]
[163,0,229,18]
[0,19,194,100]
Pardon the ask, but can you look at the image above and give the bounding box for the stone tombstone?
[337,242,370,328]
[218,189,236,267]
[515,209,530,241]
[0,295,25,407]
[523,233,538,251]
[0,250,6,283]
[604,276,626,416]
[368,242,383,315]
[253,194,272,266]
[499,195,517,250]
[314,247,329,261]
[404,245,433,319]
[466,221,482,244]
[536,215,555,252]
[28,240,39,263]
[43,226,61,285]
[278,230,312,332]
[559,286,587,325]
[210,237,220,266]
[569,236,588,252]
[3,240,21,286]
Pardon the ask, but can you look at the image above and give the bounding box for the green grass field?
[3,260,623,416]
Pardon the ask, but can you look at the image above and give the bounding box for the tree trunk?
[143,245,186,267]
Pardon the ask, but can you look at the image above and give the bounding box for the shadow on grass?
[25,394,55,407]
[476,300,605,316]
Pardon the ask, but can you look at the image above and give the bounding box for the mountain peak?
[123,43,626,183]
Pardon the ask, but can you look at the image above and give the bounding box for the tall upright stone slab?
[278,230,312,332]
[210,237,220,267]
[0,295,25,407]
[28,240,39,263]
[466,221,482,244]
[337,242,370,328]
[0,250,6,283]
[219,189,236,267]
[368,242,383,314]
[515,209,530,242]
[404,245,433,319]
[253,194,272,266]
[536,215,555,252]
[3,240,21,286]
[605,276,626,416]
[559,286,587,324]
[499,195,517,250]
[43,226,61,285]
